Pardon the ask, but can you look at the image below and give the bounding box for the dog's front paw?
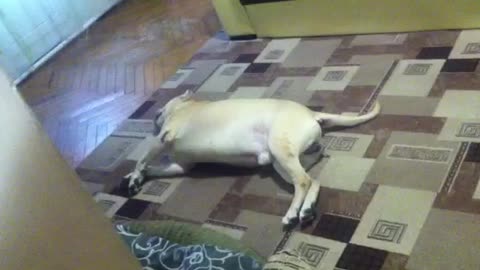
[124,170,145,196]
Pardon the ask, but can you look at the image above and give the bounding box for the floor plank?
[18,0,220,167]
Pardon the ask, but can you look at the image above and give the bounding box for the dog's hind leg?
[299,177,321,223]
[268,111,322,226]
[269,137,312,226]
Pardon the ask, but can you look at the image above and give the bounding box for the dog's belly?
[171,120,272,167]
[173,141,272,166]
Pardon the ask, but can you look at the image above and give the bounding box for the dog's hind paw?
[282,212,299,227]
[299,207,316,224]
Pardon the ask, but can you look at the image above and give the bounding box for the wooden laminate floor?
[19,0,220,167]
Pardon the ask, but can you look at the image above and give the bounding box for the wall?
[0,0,120,81]
[0,68,140,269]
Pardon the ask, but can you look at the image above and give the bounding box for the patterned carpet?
[77,30,480,270]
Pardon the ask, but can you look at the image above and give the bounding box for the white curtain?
[0,0,120,80]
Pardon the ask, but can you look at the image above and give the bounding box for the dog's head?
[153,90,193,135]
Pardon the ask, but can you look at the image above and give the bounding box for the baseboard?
[14,0,124,86]
[229,34,258,41]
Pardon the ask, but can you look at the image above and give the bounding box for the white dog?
[126,90,380,225]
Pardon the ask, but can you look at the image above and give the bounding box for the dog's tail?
[313,102,381,128]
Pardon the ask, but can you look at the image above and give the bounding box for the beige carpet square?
[351,186,435,255]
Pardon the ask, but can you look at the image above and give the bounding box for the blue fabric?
[116,224,263,270]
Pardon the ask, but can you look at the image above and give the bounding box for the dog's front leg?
[126,135,169,195]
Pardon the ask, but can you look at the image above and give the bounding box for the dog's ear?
[180,89,193,100]
[153,119,162,136]
[153,108,163,136]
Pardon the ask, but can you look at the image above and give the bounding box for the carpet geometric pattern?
[79,29,480,270]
